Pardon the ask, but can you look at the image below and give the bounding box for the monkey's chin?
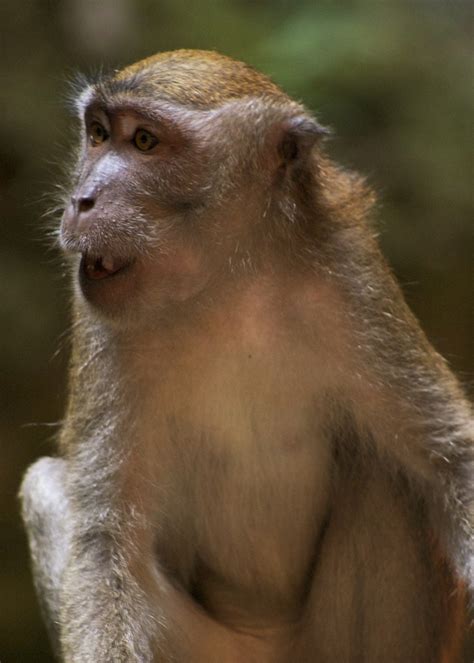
[78,253,136,314]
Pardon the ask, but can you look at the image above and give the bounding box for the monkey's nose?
[75,196,95,213]
[61,196,97,239]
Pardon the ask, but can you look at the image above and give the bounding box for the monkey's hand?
[19,456,71,658]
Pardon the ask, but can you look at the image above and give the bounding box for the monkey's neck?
[63,271,344,449]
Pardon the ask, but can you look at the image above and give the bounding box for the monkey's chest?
[148,377,333,623]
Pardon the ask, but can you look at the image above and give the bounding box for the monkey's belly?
[144,335,335,627]
[155,427,332,628]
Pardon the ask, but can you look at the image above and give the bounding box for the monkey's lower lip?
[80,253,132,281]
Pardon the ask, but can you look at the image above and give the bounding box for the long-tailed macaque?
[20,50,473,662]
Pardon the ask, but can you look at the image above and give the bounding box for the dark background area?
[1,1,472,661]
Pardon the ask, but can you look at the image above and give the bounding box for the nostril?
[78,197,95,213]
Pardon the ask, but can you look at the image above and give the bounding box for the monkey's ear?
[276,115,330,167]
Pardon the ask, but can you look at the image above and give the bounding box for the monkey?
[19,49,473,663]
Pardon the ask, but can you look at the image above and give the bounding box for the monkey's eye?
[133,129,159,152]
[89,121,108,146]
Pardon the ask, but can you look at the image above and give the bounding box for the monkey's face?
[59,75,324,323]
[60,102,237,321]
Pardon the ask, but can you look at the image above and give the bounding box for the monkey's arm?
[19,457,71,658]
[335,232,474,594]
[20,452,177,662]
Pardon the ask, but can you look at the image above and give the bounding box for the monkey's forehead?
[97,49,286,111]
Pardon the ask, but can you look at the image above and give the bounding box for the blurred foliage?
[0,0,472,660]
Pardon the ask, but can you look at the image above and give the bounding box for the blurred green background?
[1,1,472,661]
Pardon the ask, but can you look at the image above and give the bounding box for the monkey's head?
[60,50,327,323]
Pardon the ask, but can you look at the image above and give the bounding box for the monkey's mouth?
[80,253,132,281]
